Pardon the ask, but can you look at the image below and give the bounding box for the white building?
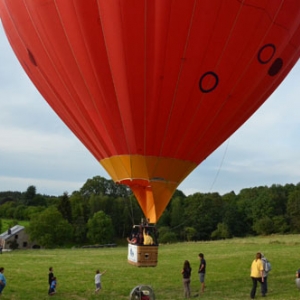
[0,225,39,250]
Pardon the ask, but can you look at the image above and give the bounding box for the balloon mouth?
[100,155,197,186]
[119,177,178,223]
[100,155,197,222]
[118,177,168,188]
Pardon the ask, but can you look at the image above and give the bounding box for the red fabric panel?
[0,0,300,164]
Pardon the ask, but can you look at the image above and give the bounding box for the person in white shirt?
[95,269,107,293]
[295,269,300,289]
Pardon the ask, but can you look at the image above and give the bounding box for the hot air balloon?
[1,0,300,265]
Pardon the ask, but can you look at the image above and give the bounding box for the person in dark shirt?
[198,253,206,293]
[181,260,192,298]
[48,267,54,287]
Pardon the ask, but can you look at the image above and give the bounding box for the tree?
[287,189,300,232]
[80,176,108,198]
[80,176,131,199]
[23,185,37,206]
[184,227,197,241]
[87,211,114,244]
[272,215,289,233]
[0,191,22,205]
[72,215,87,244]
[158,226,177,243]
[184,192,223,240]
[29,206,73,248]
[88,194,103,216]
[269,184,288,216]
[70,193,89,223]
[170,197,185,238]
[57,192,72,223]
[223,192,248,237]
[13,205,27,220]
[29,194,47,207]
[211,223,231,239]
[23,206,45,220]
[252,217,274,235]
[110,197,133,239]
[0,201,16,218]
[157,209,171,228]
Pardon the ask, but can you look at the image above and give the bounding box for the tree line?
[1,176,300,248]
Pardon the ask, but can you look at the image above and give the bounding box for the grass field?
[1,235,300,299]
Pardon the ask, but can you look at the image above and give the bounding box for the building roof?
[0,225,25,240]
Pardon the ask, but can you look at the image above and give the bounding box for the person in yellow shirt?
[250,252,264,299]
[143,228,153,245]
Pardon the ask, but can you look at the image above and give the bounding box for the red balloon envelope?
[1,0,300,223]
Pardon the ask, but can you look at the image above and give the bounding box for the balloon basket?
[128,244,158,267]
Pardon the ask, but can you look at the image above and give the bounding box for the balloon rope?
[128,196,135,225]
[170,220,187,231]
[209,138,230,192]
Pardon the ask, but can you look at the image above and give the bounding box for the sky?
[1,23,300,197]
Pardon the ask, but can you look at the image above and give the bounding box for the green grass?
[1,235,300,299]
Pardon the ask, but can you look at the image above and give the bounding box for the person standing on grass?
[181,260,192,298]
[250,252,264,299]
[261,253,270,296]
[48,276,57,296]
[0,267,6,297]
[95,269,107,293]
[295,269,300,289]
[48,267,54,288]
[198,253,206,293]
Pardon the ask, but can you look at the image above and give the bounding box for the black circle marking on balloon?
[28,49,37,66]
[257,44,276,64]
[268,58,283,76]
[199,71,219,93]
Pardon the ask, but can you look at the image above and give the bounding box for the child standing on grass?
[95,269,107,293]
[295,269,300,289]
[48,267,54,287]
[48,276,57,296]
[0,267,6,297]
